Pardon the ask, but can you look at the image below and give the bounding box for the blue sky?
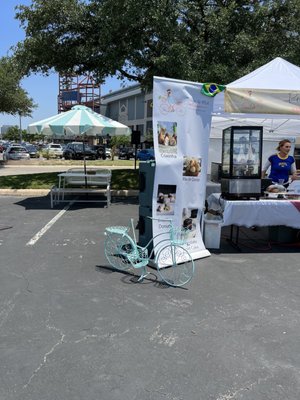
[0,0,126,130]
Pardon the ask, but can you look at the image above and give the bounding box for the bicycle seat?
[105,226,129,235]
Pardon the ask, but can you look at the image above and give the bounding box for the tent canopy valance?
[213,57,300,119]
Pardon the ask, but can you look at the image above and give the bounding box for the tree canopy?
[0,57,36,116]
[13,0,300,89]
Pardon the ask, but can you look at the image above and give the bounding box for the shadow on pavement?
[95,264,176,289]
[14,194,138,210]
[11,195,300,254]
[213,225,300,254]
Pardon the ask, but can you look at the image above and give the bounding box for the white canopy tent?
[208,58,300,172]
[211,57,300,143]
[213,57,300,119]
[210,115,300,141]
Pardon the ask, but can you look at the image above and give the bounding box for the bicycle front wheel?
[155,244,194,287]
[104,233,135,271]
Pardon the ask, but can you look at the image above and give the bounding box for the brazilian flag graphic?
[201,83,225,97]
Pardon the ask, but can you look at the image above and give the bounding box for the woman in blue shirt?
[261,139,298,186]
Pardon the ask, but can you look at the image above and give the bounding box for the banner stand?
[152,76,215,262]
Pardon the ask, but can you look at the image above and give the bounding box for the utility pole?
[19,113,22,144]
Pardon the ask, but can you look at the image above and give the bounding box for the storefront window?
[128,97,135,120]
[147,100,153,118]
[136,124,144,135]
[146,120,153,133]
[109,101,119,121]
[136,94,145,119]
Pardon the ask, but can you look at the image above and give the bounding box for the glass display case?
[221,126,263,199]
[221,126,263,178]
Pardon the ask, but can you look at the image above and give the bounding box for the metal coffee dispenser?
[221,126,263,199]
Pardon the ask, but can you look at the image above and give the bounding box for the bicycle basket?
[169,226,190,245]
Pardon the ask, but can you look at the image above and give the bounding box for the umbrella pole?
[83,137,87,188]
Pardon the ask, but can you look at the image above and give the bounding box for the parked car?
[91,145,107,160]
[4,145,30,160]
[25,144,40,158]
[118,147,135,160]
[0,144,4,163]
[136,148,155,161]
[63,142,97,160]
[0,141,11,152]
[47,143,64,158]
[105,148,112,158]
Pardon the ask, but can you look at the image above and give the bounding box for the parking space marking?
[26,202,74,246]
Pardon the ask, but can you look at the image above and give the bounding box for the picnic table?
[50,168,112,207]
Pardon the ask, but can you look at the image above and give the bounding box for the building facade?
[100,84,153,142]
[1,125,15,136]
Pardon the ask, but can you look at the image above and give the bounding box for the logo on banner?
[158,88,186,115]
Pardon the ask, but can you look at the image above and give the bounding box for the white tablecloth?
[207,194,300,229]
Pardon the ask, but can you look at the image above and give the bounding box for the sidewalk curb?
[0,189,139,197]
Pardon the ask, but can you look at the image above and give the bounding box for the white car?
[47,143,64,158]
[4,145,30,160]
[0,147,4,162]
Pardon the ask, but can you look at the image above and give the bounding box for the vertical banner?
[152,76,214,261]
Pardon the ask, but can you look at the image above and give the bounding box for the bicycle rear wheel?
[155,244,194,287]
[105,232,136,271]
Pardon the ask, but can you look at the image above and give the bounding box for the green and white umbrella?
[28,105,131,180]
[27,105,131,137]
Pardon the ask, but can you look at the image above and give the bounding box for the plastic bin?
[268,226,298,243]
[204,218,222,249]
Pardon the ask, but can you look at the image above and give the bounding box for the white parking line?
[26,202,74,246]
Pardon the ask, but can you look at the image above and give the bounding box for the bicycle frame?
[104,217,194,287]
[131,216,191,263]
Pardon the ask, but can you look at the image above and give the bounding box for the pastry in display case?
[221,126,263,199]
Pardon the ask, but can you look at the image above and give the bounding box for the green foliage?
[0,169,139,190]
[109,135,131,160]
[0,57,36,115]
[111,169,139,190]
[0,172,58,189]
[3,126,44,143]
[144,131,153,146]
[110,135,131,147]
[40,149,51,159]
[3,126,23,141]
[12,0,300,88]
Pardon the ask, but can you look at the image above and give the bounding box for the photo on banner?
[156,184,177,215]
[157,121,178,153]
[152,77,215,263]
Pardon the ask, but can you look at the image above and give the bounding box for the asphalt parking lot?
[0,194,300,400]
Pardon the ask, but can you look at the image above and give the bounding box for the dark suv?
[91,145,107,160]
[63,142,97,160]
[118,147,135,160]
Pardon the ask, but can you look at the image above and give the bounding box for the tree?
[13,0,300,89]
[2,126,44,143]
[143,131,154,147]
[0,57,36,115]
[3,126,25,142]
[109,135,131,160]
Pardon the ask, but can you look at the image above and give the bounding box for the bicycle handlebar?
[146,216,172,222]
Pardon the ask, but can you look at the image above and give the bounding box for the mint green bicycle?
[104,218,194,287]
